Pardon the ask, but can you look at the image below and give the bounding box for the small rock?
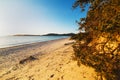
[50,74,54,78]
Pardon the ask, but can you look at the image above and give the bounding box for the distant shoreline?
[13,33,75,36]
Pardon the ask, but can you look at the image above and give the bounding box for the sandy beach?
[0,38,97,80]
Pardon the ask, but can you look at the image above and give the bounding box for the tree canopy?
[73,0,120,80]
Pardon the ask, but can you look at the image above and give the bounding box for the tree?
[73,0,120,80]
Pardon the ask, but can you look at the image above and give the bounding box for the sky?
[0,0,88,36]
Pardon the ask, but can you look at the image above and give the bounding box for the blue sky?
[0,0,88,36]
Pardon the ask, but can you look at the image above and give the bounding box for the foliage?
[73,0,120,80]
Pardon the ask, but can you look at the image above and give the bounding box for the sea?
[0,36,69,48]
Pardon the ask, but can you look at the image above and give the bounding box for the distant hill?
[42,33,76,36]
[13,33,76,36]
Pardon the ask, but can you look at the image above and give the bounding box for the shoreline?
[0,38,71,71]
[0,37,69,52]
[0,38,97,80]
[0,37,69,49]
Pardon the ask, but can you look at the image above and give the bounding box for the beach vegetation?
[72,0,120,80]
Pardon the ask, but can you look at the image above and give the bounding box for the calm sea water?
[0,36,69,48]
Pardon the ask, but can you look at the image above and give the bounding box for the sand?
[0,38,97,80]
